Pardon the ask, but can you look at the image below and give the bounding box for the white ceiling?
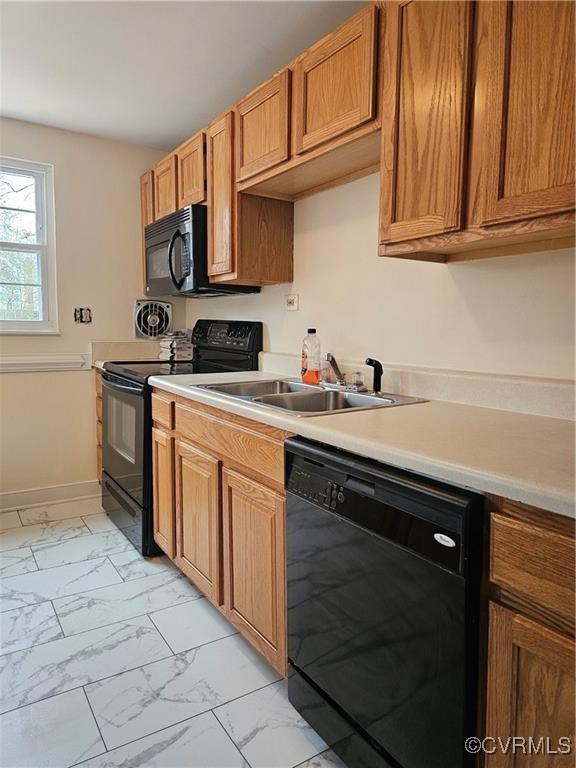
[1,1,364,150]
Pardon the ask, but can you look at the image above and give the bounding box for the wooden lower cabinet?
[151,391,290,675]
[486,603,574,767]
[152,427,175,558]
[486,498,575,766]
[222,469,286,671]
[175,440,222,606]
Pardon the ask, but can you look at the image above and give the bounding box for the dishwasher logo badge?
[434,533,457,548]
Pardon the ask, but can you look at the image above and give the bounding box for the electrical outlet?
[74,307,92,323]
[285,294,299,311]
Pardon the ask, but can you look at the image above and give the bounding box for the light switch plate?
[285,294,299,311]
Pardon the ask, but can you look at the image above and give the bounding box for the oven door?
[102,375,146,505]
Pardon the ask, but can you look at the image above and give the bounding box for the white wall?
[0,118,180,495]
[187,173,575,381]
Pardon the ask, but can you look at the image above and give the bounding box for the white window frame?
[0,156,58,334]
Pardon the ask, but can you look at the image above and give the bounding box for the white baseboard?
[0,480,101,512]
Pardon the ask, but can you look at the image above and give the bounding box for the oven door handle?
[102,378,144,396]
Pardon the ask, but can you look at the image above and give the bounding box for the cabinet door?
[235,70,290,181]
[486,603,575,767]
[140,170,155,227]
[177,133,206,207]
[154,154,178,220]
[379,1,472,244]
[152,427,175,558]
[222,469,286,674]
[175,440,222,605]
[293,6,377,154]
[207,113,234,277]
[474,1,575,225]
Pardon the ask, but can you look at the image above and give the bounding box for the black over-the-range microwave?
[144,205,260,298]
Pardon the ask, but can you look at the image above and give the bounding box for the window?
[0,157,58,333]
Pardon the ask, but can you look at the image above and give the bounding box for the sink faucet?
[324,353,346,386]
[365,358,383,393]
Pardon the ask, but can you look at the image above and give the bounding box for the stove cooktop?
[103,360,197,383]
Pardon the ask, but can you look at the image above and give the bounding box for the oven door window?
[103,382,145,505]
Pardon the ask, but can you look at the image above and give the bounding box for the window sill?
[0,327,61,336]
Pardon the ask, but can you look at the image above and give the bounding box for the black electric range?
[101,319,263,555]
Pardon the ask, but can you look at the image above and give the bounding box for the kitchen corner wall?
[187,173,575,381]
[0,118,182,497]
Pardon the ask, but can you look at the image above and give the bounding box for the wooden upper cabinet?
[175,439,222,606]
[207,112,234,278]
[486,603,575,767]
[140,170,155,228]
[176,132,206,207]
[379,1,472,244]
[293,5,377,155]
[473,1,575,226]
[235,70,291,181]
[154,154,178,220]
[222,468,286,674]
[152,427,175,559]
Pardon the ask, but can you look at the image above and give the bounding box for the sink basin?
[252,389,419,416]
[196,379,322,399]
[193,379,425,416]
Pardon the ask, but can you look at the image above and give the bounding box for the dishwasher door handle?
[346,476,375,496]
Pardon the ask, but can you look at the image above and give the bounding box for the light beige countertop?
[149,371,575,519]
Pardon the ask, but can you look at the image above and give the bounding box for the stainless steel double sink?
[191,379,425,417]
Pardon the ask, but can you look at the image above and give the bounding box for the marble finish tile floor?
[0,497,339,768]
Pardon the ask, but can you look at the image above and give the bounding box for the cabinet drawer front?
[177,133,206,207]
[293,6,377,154]
[175,403,284,486]
[152,393,174,430]
[154,154,178,220]
[491,513,575,623]
[236,70,291,181]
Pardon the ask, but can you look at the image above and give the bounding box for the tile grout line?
[210,708,255,768]
[81,686,110,755]
[147,612,178,655]
[49,599,66,640]
[105,554,126,582]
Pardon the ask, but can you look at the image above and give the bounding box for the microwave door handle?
[168,231,186,290]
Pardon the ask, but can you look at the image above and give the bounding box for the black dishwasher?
[286,438,486,768]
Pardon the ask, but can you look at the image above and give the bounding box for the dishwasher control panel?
[286,466,344,510]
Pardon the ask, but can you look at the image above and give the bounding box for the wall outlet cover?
[285,294,299,311]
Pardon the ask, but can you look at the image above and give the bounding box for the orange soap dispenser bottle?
[301,328,321,385]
